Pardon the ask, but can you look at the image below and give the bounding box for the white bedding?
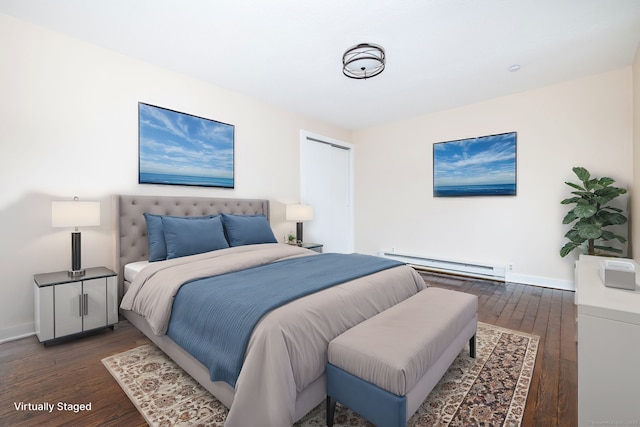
[123,260,149,283]
[120,243,427,426]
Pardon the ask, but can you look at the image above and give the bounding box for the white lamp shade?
[286,204,314,222]
[51,201,101,228]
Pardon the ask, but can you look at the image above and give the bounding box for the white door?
[300,132,353,253]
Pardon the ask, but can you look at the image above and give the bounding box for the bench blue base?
[326,334,476,427]
[326,363,407,427]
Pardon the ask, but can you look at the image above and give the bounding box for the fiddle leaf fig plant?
[560,166,627,257]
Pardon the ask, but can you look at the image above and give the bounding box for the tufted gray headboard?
[116,194,270,294]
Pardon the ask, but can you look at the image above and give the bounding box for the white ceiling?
[1,0,640,130]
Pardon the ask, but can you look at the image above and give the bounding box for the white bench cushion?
[328,287,477,396]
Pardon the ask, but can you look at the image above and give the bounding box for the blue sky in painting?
[139,104,234,179]
[433,132,516,187]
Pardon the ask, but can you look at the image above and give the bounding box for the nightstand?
[34,266,118,344]
[300,243,323,253]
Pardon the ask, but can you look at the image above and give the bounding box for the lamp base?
[296,222,304,244]
[70,231,84,277]
[68,269,86,277]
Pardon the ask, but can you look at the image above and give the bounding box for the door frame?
[299,130,354,253]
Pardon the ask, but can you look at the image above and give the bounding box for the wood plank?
[519,285,542,334]
[558,290,578,426]
[558,358,578,427]
[532,289,563,425]
[490,282,518,325]
[521,287,549,425]
[560,290,577,363]
[505,283,532,330]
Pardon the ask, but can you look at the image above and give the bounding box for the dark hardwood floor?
[0,271,577,426]
[420,271,577,427]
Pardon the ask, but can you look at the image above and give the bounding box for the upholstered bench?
[326,287,478,427]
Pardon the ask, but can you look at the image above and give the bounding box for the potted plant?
[560,166,627,257]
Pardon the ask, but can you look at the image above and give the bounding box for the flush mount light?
[508,64,521,72]
[342,43,385,79]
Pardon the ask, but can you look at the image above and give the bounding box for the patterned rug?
[102,322,538,427]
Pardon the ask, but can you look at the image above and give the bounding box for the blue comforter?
[166,252,404,387]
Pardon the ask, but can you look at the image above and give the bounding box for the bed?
[116,194,427,427]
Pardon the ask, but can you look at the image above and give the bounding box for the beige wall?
[0,14,351,341]
[632,43,640,261]
[353,69,633,289]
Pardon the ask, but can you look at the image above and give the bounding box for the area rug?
[101,322,538,427]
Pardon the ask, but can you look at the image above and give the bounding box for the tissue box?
[599,260,636,291]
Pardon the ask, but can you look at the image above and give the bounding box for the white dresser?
[575,255,640,426]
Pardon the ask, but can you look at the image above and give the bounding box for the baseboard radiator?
[380,251,506,281]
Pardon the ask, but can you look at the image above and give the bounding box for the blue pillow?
[144,213,222,261]
[221,214,277,246]
[161,215,229,260]
[144,213,170,262]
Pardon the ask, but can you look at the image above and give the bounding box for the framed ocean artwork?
[138,103,235,188]
[433,132,517,197]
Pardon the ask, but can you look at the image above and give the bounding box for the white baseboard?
[381,248,576,291]
[505,272,575,291]
[0,322,35,344]
[380,250,505,280]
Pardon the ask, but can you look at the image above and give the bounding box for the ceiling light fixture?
[508,64,521,72]
[342,43,385,80]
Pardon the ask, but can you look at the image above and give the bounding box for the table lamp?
[286,204,314,244]
[51,196,100,277]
